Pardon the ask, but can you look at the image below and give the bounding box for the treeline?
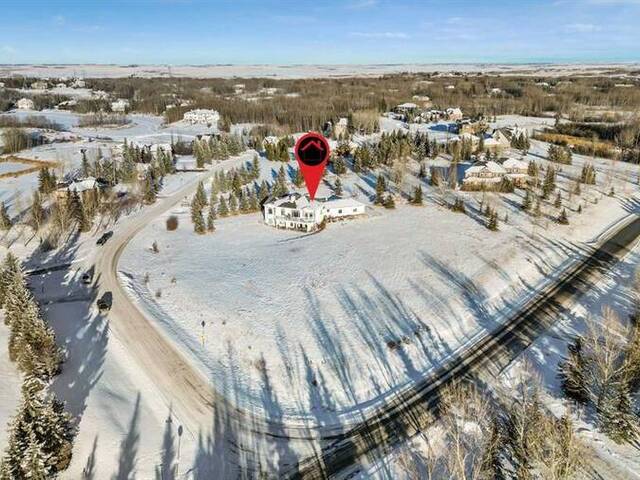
[400,377,585,479]
[559,306,640,444]
[0,254,75,477]
[77,113,130,128]
[193,134,246,168]
[1,128,45,154]
[0,115,64,131]
[189,158,266,234]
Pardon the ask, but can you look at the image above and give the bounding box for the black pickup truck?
[97,292,113,313]
[96,231,114,246]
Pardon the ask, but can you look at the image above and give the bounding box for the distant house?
[334,117,349,138]
[55,176,109,201]
[233,83,245,94]
[111,99,130,113]
[30,81,48,90]
[463,158,529,188]
[446,85,456,90]
[395,102,418,113]
[454,117,487,135]
[259,87,279,95]
[175,157,199,171]
[463,161,506,186]
[489,88,502,96]
[16,98,35,110]
[446,107,463,121]
[183,109,220,126]
[263,193,366,232]
[482,130,511,153]
[72,79,86,88]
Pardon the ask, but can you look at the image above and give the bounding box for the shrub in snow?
[166,215,179,231]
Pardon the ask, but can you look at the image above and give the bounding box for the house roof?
[324,198,365,210]
[466,161,506,175]
[396,102,418,109]
[502,158,528,170]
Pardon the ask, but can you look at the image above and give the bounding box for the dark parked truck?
[96,231,114,246]
[97,292,113,313]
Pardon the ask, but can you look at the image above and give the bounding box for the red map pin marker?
[294,132,331,201]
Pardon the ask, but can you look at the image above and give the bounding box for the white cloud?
[53,15,65,26]
[350,31,409,39]
[565,23,603,32]
[1,45,17,55]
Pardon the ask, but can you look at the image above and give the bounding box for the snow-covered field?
[119,127,640,426]
[2,63,637,79]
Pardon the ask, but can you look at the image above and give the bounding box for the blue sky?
[0,0,639,64]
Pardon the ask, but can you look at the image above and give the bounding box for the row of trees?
[399,376,585,480]
[193,134,245,168]
[0,254,75,477]
[559,307,640,444]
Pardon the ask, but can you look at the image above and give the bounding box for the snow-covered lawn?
[120,137,640,426]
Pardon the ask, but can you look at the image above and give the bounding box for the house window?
[338,209,342,214]
[268,208,273,214]
[292,211,300,218]
[353,208,357,212]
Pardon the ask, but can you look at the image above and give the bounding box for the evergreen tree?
[522,190,532,211]
[81,151,91,178]
[599,378,639,444]
[229,194,239,215]
[533,197,542,217]
[190,198,206,235]
[193,181,207,209]
[248,192,259,212]
[142,173,157,205]
[554,191,562,209]
[487,211,499,231]
[0,253,19,309]
[293,169,304,188]
[252,154,261,180]
[334,178,343,197]
[69,192,90,232]
[375,175,386,204]
[573,180,582,196]
[30,192,45,231]
[333,157,347,175]
[558,338,589,404]
[0,202,12,230]
[1,376,74,478]
[217,196,229,217]
[580,163,596,185]
[542,166,556,199]
[411,185,423,205]
[382,194,395,209]
[206,207,216,233]
[238,192,249,213]
[38,169,57,195]
[418,162,427,179]
[558,208,569,225]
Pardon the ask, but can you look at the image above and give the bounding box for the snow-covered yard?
[119,134,640,426]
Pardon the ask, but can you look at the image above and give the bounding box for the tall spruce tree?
[0,202,12,230]
[411,185,423,205]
